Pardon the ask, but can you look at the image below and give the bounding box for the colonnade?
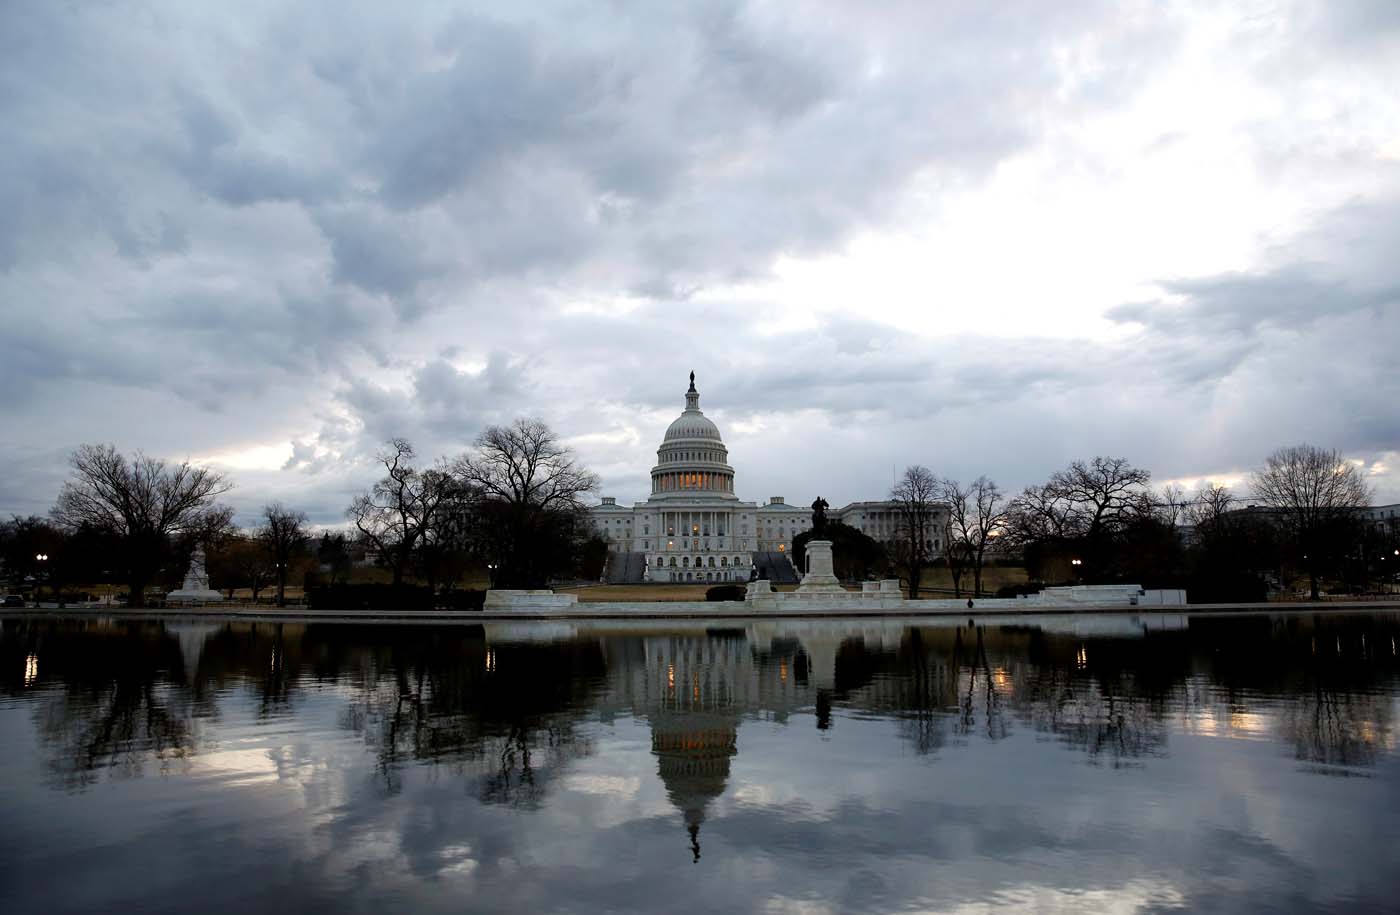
[658,509,731,541]
[654,472,733,493]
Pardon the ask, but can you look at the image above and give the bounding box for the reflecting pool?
[2,613,1399,913]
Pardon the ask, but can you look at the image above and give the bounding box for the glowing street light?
[33,553,49,607]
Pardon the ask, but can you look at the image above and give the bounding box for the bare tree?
[1250,444,1371,599]
[1007,457,1150,582]
[1050,456,1152,543]
[258,503,309,606]
[1186,483,1235,534]
[52,444,232,606]
[452,418,599,589]
[967,477,1011,597]
[944,477,1013,598]
[940,479,975,598]
[891,465,941,599]
[347,439,455,589]
[1007,481,1076,546]
[1154,483,1189,528]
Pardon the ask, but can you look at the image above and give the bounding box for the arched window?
[682,557,690,567]
[720,557,727,567]
[669,557,677,567]
[708,556,716,567]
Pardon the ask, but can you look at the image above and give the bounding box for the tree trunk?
[1309,568,1320,601]
[128,576,147,609]
[276,569,287,607]
[908,565,921,600]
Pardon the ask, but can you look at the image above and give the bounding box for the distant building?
[587,374,947,582]
[1360,503,1400,535]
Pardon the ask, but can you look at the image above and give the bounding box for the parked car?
[2,594,26,607]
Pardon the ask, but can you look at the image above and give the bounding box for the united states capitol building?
[589,374,947,583]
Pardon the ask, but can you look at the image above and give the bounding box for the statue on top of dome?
[688,370,696,392]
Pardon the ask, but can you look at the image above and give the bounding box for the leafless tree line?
[346,418,598,591]
[888,443,1374,599]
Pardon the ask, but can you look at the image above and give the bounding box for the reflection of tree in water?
[324,628,604,802]
[1,620,603,802]
[5,612,1398,799]
[191,622,300,717]
[1236,618,1397,771]
[1016,667,1169,766]
[841,626,1175,764]
[0,621,198,791]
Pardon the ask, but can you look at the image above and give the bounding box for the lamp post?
[33,553,48,607]
[487,562,498,589]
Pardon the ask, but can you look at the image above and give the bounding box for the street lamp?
[34,553,48,607]
[487,562,498,588]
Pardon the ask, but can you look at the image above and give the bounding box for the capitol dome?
[650,372,737,500]
[663,412,723,442]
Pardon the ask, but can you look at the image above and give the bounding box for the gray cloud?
[1,0,1398,526]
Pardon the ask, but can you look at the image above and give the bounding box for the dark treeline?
[883,444,1391,601]
[0,418,608,607]
[2,435,1392,606]
[3,615,1395,793]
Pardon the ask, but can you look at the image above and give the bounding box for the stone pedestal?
[796,540,844,594]
[745,578,778,610]
[166,546,224,603]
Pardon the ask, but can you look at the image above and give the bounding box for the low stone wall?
[481,584,1183,616]
[483,590,580,612]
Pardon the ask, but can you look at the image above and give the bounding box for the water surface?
[2,612,1398,913]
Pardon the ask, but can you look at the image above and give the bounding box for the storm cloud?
[1,0,1397,524]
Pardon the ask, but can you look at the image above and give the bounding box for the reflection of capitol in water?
[585,624,909,858]
[607,635,755,860]
[9,613,1397,866]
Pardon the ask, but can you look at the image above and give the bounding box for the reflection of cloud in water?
[561,773,642,799]
[3,614,1400,913]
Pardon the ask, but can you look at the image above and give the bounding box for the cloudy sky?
[3,0,1398,526]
